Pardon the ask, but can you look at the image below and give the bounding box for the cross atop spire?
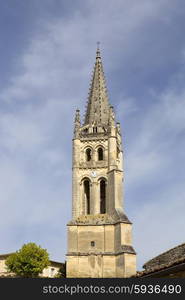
[84,45,110,126]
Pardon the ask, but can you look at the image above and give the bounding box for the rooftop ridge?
[143,242,185,270]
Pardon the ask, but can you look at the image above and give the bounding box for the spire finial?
[96,41,101,59]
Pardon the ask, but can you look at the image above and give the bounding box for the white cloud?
[116,96,139,119]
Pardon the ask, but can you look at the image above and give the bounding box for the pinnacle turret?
[74,109,81,138]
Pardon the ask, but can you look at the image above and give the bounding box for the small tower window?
[98,147,103,161]
[84,180,90,214]
[86,148,92,161]
[91,241,95,247]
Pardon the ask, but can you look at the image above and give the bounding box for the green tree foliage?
[5,242,49,278]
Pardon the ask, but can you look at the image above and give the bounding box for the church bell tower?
[66,47,136,278]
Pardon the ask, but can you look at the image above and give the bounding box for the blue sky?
[0,0,185,270]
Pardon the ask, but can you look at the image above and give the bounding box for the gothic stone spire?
[84,46,110,126]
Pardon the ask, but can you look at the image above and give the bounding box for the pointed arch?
[82,178,91,214]
[86,148,92,161]
[99,178,107,214]
[98,147,104,160]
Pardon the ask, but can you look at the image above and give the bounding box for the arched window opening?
[84,180,90,214]
[98,147,103,161]
[93,127,97,133]
[100,179,106,214]
[86,148,92,161]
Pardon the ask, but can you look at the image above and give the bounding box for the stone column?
[92,181,100,214]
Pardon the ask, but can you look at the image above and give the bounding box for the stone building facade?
[66,47,136,278]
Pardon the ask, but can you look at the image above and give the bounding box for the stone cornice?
[67,246,136,256]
